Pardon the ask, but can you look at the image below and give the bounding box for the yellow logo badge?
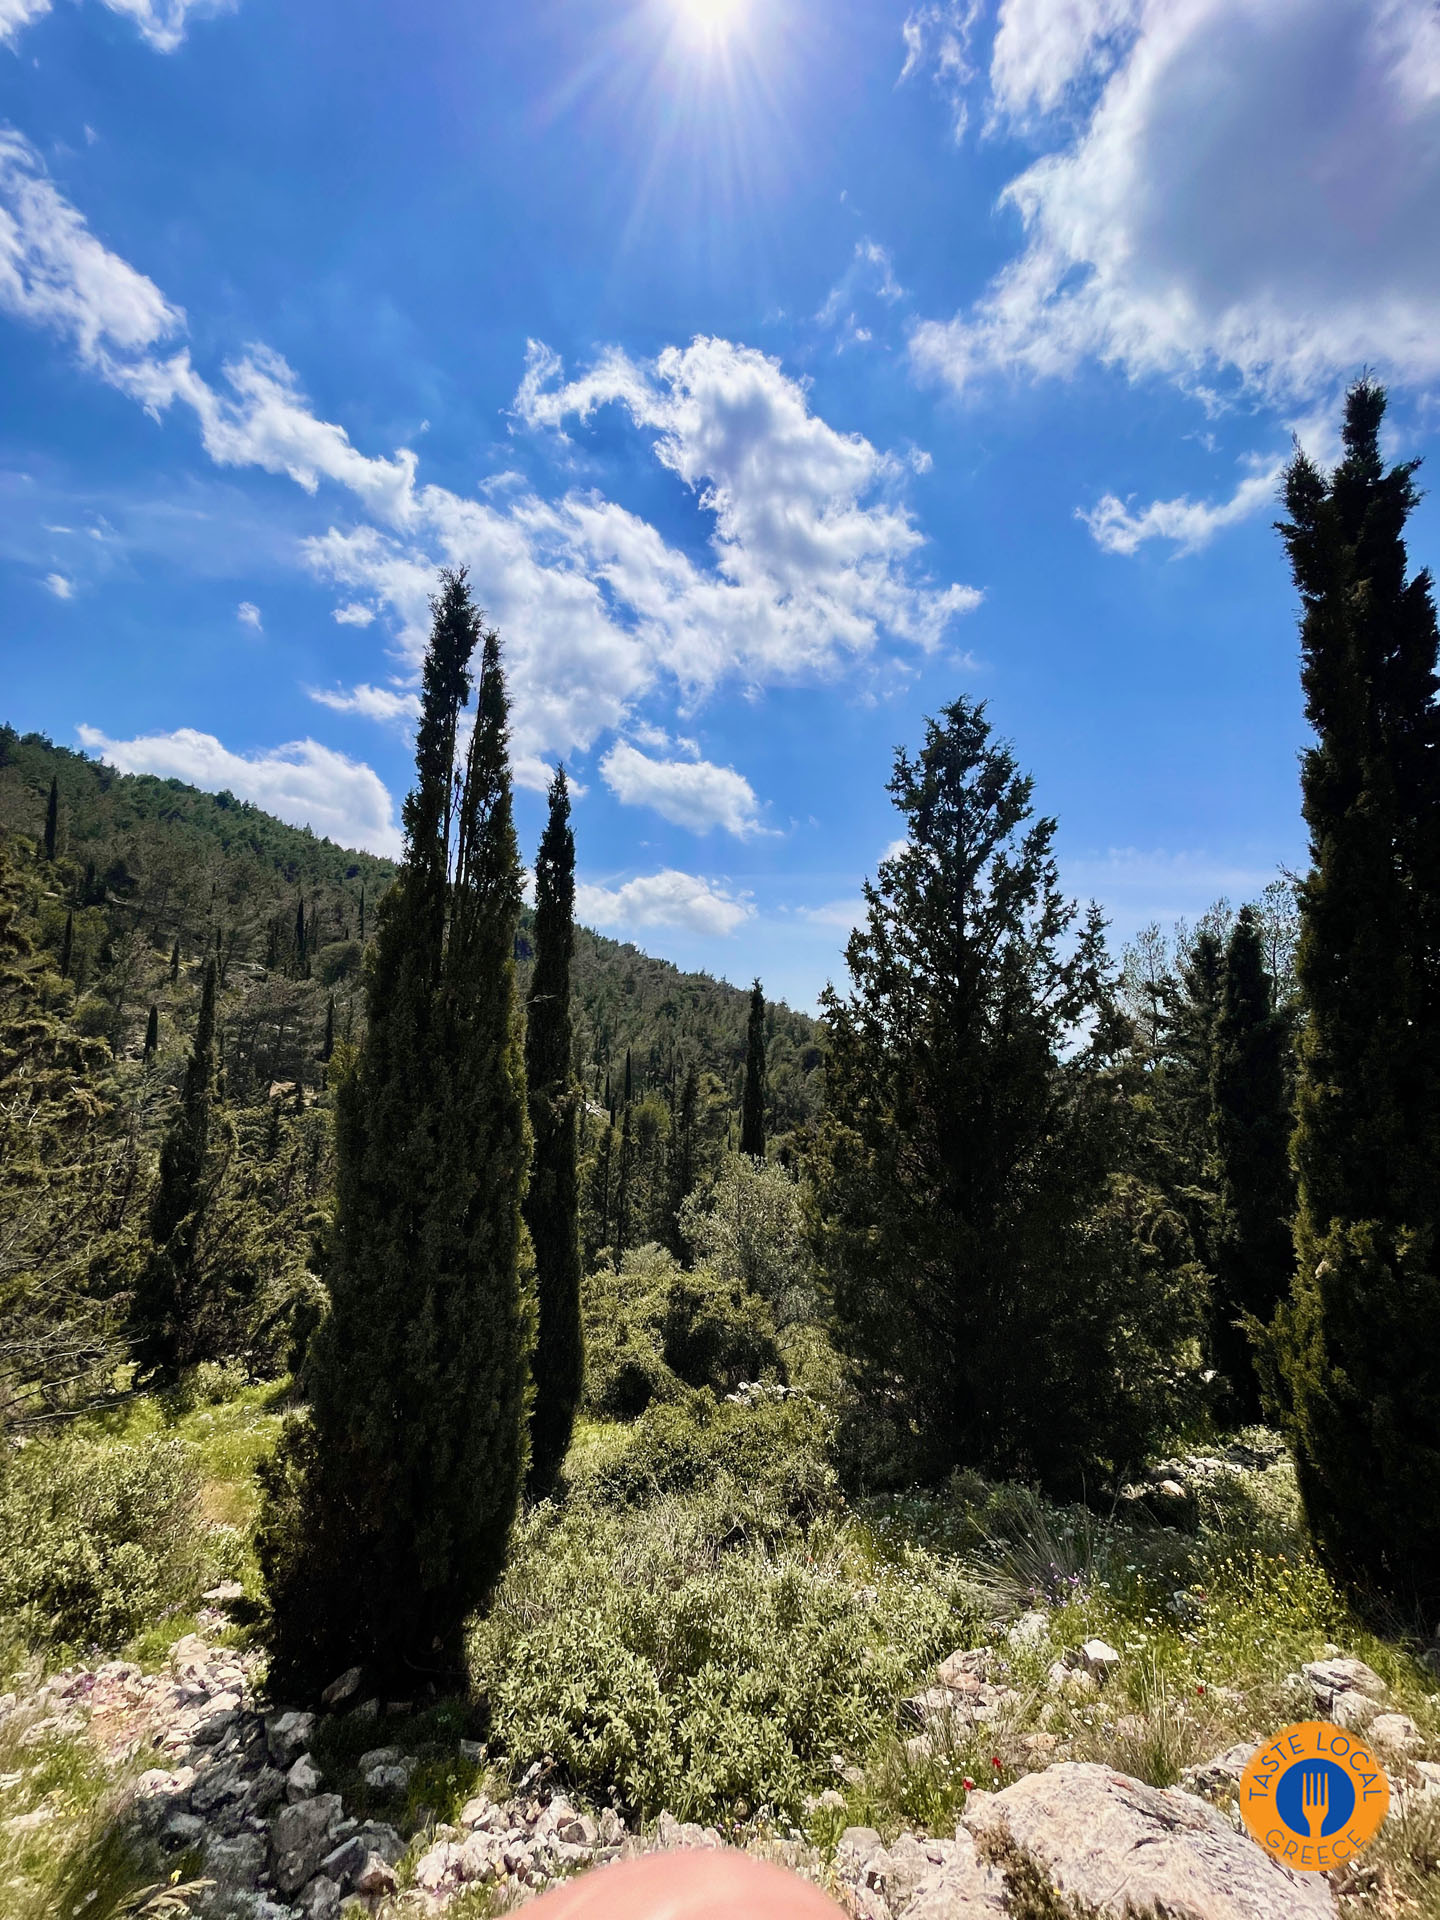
[1239,1720,1389,1871]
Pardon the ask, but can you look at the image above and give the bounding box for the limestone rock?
[1078,1640,1121,1681]
[963,1761,1335,1919]
[266,1710,318,1769]
[206,1831,266,1890]
[1303,1657,1388,1727]
[903,1829,1009,1919]
[286,1753,323,1801]
[296,1873,342,1920]
[160,1809,205,1849]
[353,1852,399,1895]
[1367,1712,1420,1755]
[1180,1744,1256,1800]
[270,1792,343,1896]
[320,1667,362,1710]
[192,1692,243,1744]
[938,1648,997,1691]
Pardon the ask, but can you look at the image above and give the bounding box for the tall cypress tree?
[524,767,583,1499]
[740,979,767,1158]
[59,911,73,982]
[170,937,181,984]
[143,1003,159,1062]
[1271,381,1440,1607]
[322,994,335,1063]
[1209,906,1293,1422]
[133,960,218,1377]
[42,777,58,862]
[259,570,535,1693]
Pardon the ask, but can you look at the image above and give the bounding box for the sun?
[670,0,748,45]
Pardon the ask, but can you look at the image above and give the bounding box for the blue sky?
[3,0,1438,1010]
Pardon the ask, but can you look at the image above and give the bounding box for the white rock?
[1368,1712,1421,1755]
[295,1873,342,1920]
[415,1839,462,1890]
[206,1831,266,1890]
[353,1851,398,1895]
[265,1710,318,1769]
[270,1792,344,1897]
[286,1753,323,1801]
[320,1667,362,1709]
[1079,1640,1121,1680]
[964,1761,1335,1918]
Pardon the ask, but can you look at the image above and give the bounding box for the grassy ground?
[3,1377,1439,1915]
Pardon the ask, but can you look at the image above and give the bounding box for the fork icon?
[1302,1766,1330,1839]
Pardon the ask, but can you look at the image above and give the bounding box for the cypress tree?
[259,570,534,1694]
[170,936,181,984]
[133,960,218,1377]
[615,1099,633,1255]
[1271,381,1440,1607]
[42,777,58,861]
[143,1003,159,1062]
[294,898,307,978]
[322,994,335,1063]
[359,883,366,943]
[59,911,73,982]
[1209,906,1294,1421]
[666,1060,700,1256]
[740,979,767,1158]
[811,697,1195,1492]
[524,767,583,1499]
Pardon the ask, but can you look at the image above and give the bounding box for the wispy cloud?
[308,682,420,728]
[0,0,233,50]
[1078,459,1283,556]
[76,723,402,857]
[575,869,753,938]
[44,570,73,598]
[599,740,764,837]
[331,601,375,627]
[236,599,262,629]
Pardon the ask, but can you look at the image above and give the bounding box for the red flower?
[1195,1684,1205,1696]
[962,1778,975,1792]
[991,1757,1001,1769]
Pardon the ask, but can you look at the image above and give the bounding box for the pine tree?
[524,767,583,1499]
[42,777,58,861]
[59,911,73,982]
[811,698,1197,1492]
[1271,381,1440,1607]
[293,898,307,979]
[143,1003,159,1062]
[259,570,535,1694]
[132,960,219,1377]
[1209,906,1294,1421]
[740,979,767,1158]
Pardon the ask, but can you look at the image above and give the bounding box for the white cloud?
[575,869,753,938]
[331,600,375,626]
[0,129,184,366]
[817,239,908,343]
[75,724,402,857]
[0,0,50,45]
[95,0,234,53]
[236,598,261,629]
[0,148,977,792]
[1078,457,1283,556]
[911,0,1440,404]
[308,682,420,727]
[44,570,73,598]
[600,740,763,837]
[800,897,867,930]
[0,0,231,49]
[900,0,982,139]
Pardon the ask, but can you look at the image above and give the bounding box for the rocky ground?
[5,1574,1438,1920]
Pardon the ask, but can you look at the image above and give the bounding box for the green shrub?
[583,1392,838,1524]
[0,1433,211,1651]
[662,1269,782,1394]
[469,1480,981,1823]
[583,1246,782,1418]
